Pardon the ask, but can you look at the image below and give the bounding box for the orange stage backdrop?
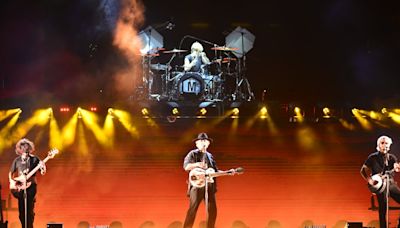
[1,118,399,227]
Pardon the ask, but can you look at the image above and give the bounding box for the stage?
[1,114,398,227]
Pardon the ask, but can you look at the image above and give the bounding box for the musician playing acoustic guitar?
[183,132,219,228]
[8,138,46,228]
[360,135,400,228]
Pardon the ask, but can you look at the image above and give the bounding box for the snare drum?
[178,72,204,99]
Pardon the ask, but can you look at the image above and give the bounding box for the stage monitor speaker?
[47,223,63,228]
[346,222,362,228]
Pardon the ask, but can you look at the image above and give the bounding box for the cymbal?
[212,57,237,63]
[138,53,160,57]
[150,47,165,51]
[163,48,188,53]
[211,46,239,51]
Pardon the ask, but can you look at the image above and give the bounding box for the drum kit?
[139,45,242,102]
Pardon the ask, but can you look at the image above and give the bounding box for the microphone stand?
[201,150,210,226]
[165,53,177,99]
[205,171,209,226]
[178,35,221,56]
[23,153,29,228]
[383,153,390,228]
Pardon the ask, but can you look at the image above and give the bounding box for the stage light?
[90,106,98,112]
[259,107,268,119]
[60,107,70,112]
[323,107,330,117]
[77,108,82,119]
[381,108,387,114]
[172,108,179,115]
[232,108,239,116]
[48,108,53,118]
[199,108,207,116]
[293,107,304,122]
[141,108,149,116]
[260,107,267,115]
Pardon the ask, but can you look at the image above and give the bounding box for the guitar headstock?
[48,148,59,158]
[234,167,244,174]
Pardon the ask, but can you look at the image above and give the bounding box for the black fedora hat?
[193,132,213,142]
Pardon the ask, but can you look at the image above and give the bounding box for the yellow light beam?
[112,109,139,138]
[388,111,400,125]
[0,111,21,153]
[352,108,372,130]
[103,114,115,148]
[79,108,109,147]
[49,114,63,150]
[9,108,52,142]
[61,112,79,148]
[0,108,21,122]
[294,107,304,123]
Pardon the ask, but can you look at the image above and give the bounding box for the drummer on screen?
[184,41,210,72]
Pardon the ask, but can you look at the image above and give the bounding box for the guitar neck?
[209,170,234,178]
[25,155,50,180]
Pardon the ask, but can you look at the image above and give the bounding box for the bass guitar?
[189,167,244,188]
[10,148,59,193]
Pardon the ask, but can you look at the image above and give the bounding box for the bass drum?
[178,72,204,100]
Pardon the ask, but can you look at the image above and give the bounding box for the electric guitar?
[10,148,59,193]
[189,167,244,188]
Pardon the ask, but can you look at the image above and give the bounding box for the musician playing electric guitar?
[360,135,400,228]
[8,138,47,228]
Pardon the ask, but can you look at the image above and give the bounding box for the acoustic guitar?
[189,167,244,188]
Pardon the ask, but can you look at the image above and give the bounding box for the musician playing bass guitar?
[361,135,400,228]
[8,138,46,228]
